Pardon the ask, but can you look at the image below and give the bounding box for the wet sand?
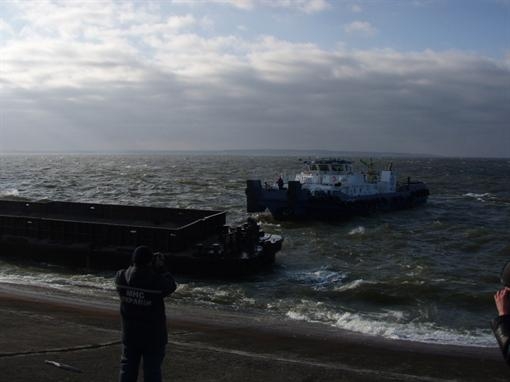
[0,284,508,382]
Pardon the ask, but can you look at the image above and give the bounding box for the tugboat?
[0,199,283,277]
[246,158,429,221]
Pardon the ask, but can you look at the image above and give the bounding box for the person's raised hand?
[494,288,510,316]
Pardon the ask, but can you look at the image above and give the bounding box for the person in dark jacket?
[492,261,510,366]
[115,245,177,382]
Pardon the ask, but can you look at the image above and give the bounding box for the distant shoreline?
[0,149,492,158]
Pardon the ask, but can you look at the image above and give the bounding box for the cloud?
[344,21,377,36]
[173,0,330,13]
[259,0,331,13]
[0,1,508,157]
[289,0,331,13]
[351,4,363,13]
[217,0,255,10]
[0,18,14,35]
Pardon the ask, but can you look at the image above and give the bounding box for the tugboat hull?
[246,179,429,221]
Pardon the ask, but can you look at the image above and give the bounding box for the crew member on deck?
[277,176,284,190]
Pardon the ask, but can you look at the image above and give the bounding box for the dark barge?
[0,199,283,277]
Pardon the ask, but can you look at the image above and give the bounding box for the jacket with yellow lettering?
[115,265,177,346]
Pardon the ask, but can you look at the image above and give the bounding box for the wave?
[333,279,371,292]
[463,192,496,202]
[285,301,493,347]
[0,188,20,197]
[348,226,366,236]
[288,268,348,291]
[0,265,115,297]
[332,278,491,307]
[175,283,257,308]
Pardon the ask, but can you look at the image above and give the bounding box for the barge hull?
[0,200,283,277]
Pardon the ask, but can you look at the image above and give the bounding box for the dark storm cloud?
[1,43,509,156]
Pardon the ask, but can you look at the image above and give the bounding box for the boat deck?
[0,200,227,252]
[0,200,225,229]
[0,211,184,230]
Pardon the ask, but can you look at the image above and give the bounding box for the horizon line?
[0,149,508,159]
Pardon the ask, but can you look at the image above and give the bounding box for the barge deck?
[0,200,283,277]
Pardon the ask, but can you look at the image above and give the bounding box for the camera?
[152,252,168,273]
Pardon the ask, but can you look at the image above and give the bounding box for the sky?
[0,0,509,157]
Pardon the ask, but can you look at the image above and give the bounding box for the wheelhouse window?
[318,164,329,172]
[331,164,343,172]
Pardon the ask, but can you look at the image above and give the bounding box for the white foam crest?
[261,222,281,228]
[0,270,115,296]
[290,268,347,290]
[464,192,495,202]
[333,279,369,292]
[0,188,19,197]
[348,226,366,235]
[285,302,494,347]
[175,283,255,306]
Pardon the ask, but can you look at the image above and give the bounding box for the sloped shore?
[0,283,508,382]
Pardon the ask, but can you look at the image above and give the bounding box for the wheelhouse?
[305,159,353,174]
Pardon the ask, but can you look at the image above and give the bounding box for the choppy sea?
[1,154,509,347]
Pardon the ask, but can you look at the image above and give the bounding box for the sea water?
[0,154,509,347]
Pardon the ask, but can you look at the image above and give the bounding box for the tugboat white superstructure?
[246,158,429,221]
